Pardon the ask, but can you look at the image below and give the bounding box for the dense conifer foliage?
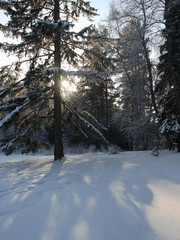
[156,0,180,151]
[0,0,109,158]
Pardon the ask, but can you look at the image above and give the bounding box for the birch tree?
[108,0,164,116]
[107,0,164,149]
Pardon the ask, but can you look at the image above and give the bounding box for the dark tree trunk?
[105,80,108,120]
[141,37,158,117]
[100,80,104,119]
[54,0,64,160]
[177,134,180,152]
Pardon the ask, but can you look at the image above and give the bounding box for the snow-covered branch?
[66,70,111,79]
[160,119,180,134]
[0,102,28,128]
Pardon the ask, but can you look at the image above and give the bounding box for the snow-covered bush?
[108,145,121,154]
[88,145,97,153]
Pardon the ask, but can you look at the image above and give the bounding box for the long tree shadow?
[39,155,158,240]
[0,155,66,240]
[1,153,179,240]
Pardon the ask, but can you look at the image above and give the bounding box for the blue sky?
[90,0,112,17]
[75,0,112,30]
[89,0,113,25]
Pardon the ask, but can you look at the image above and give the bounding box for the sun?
[61,80,76,93]
[62,80,70,88]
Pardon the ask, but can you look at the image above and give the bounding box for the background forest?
[0,0,180,158]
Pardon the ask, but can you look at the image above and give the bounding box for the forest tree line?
[0,0,179,159]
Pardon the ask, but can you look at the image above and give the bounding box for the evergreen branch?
[76,112,109,145]
[64,100,109,145]
[65,70,111,79]
[83,111,108,131]
[0,102,28,128]
[0,78,25,98]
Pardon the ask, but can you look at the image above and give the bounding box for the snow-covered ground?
[0,150,180,240]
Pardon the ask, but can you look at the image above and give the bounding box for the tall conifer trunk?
[54,0,64,160]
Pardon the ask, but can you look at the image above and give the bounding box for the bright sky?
[74,0,112,31]
[89,0,112,20]
[0,0,112,67]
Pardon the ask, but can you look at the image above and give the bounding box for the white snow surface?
[0,151,180,240]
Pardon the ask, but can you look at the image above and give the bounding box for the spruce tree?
[77,36,116,125]
[156,0,180,151]
[0,0,109,159]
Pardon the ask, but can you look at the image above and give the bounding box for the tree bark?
[141,35,159,117]
[54,0,64,160]
[100,80,104,120]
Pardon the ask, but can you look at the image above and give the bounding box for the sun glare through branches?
[61,79,77,97]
